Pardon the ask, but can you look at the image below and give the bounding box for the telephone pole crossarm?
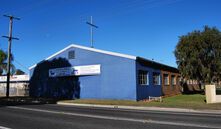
[3,15,20,20]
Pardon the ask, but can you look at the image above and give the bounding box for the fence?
[0,82,29,96]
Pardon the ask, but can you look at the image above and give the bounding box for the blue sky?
[0,0,221,73]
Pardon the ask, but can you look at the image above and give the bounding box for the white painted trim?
[29,44,136,70]
[45,44,74,60]
[29,64,36,70]
[69,44,136,60]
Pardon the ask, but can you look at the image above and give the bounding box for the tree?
[175,26,221,84]
[14,69,25,75]
[0,49,8,75]
[0,49,15,75]
[29,58,80,99]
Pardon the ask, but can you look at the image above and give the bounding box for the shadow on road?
[0,96,62,107]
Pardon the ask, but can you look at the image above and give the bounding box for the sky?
[0,0,221,74]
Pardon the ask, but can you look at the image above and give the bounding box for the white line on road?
[7,106,220,129]
[0,126,11,129]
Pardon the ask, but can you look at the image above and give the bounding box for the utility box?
[205,85,216,104]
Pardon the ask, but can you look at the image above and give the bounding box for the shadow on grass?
[0,96,64,107]
[182,90,204,95]
[182,82,204,95]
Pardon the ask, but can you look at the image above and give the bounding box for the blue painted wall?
[136,62,162,100]
[30,46,137,100]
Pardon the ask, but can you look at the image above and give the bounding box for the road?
[0,104,220,129]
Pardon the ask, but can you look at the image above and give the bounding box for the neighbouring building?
[0,75,29,96]
[29,44,181,101]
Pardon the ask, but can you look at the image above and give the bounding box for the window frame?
[153,72,161,85]
[68,50,75,59]
[177,76,181,85]
[171,75,176,86]
[138,70,149,86]
[163,74,170,86]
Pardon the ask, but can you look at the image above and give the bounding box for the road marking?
[0,126,11,129]
[114,108,221,117]
[8,106,220,129]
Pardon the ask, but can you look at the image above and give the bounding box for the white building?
[0,75,29,96]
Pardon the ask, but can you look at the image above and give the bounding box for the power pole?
[2,15,20,98]
[86,16,98,48]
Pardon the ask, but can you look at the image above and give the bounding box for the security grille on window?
[138,70,149,85]
[163,74,169,85]
[68,50,75,59]
[153,72,160,85]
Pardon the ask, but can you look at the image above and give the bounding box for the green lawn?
[60,94,221,110]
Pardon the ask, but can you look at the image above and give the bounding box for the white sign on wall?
[73,64,101,76]
[49,67,74,77]
[0,75,29,82]
[49,64,101,77]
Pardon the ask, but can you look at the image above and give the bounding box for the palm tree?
[0,49,15,75]
[0,49,7,75]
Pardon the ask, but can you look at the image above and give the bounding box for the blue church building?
[29,44,180,101]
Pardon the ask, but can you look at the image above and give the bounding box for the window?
[187,80,189,85]
[187,79,194,85]
[138,70,149,85]
[68,50,75,59]
[171,75,176,85]
[163,74,169,85]
[177,76,181,85]
[153,72,160,85]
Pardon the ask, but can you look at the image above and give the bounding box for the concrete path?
[57,102,221,114]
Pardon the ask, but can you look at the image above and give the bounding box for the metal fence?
[0,82,29,96]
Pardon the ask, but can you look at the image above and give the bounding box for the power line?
[13,59,29,73]
[96,0,180,20]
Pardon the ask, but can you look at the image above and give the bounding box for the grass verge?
[60,94,221,110]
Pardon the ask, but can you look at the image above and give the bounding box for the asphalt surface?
[0,104,221,129]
